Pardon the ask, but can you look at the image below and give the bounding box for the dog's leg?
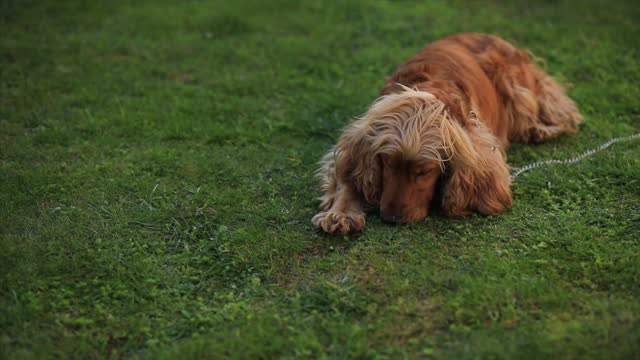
[502,84,539,143]
[531,67,582,143]
[312,150,366,235]
[496,62,581,144]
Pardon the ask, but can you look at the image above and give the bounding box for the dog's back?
[381,33,579,146]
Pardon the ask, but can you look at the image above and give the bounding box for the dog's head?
[334,86,510,223]
[378,152,442,223]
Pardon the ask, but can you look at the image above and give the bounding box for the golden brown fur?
[312,33,581,235]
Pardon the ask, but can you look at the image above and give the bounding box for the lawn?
[1,0,639,358]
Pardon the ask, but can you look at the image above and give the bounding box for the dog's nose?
[380,211,401,224]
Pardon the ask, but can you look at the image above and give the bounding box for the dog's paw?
[312,210,365,235]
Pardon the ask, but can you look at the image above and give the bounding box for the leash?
[510,132,640,180]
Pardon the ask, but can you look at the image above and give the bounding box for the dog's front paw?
[312,210,365,235]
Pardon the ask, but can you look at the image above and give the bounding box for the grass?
[1,0,639,358]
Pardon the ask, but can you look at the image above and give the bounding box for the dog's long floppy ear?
[440,114,512,216]
[333,119,382,205]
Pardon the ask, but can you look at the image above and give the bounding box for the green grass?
[1,0,639,358]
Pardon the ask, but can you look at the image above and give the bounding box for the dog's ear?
[440,116,512,216]
[333,120,382,205]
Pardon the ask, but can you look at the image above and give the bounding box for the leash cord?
[511,132,640,180]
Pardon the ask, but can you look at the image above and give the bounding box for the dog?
[312,33,581,235]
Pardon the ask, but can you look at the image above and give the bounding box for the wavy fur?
[313,33,581,234]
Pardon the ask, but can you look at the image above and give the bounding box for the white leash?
[511,132,640,180]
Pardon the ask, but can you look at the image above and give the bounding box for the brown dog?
[312,33,581,235]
